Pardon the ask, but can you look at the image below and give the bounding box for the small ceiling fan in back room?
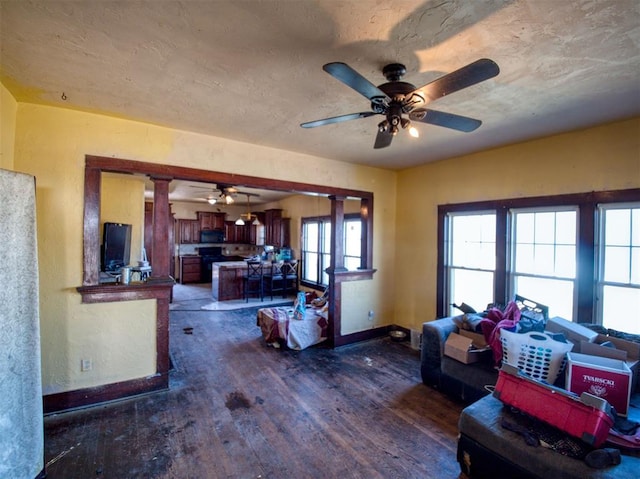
[189,183,239,205]
[300,58,499,149]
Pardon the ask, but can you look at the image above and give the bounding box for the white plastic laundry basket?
[500,329,573,383]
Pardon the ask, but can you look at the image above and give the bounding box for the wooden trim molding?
[74,154,377,411]
[43,374,168,415]
[334,324,391,347]
[436,187,640,321]
[77,281,173,303]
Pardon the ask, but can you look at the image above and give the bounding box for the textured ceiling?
[1,0,639,171]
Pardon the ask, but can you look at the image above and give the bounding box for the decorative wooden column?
[149,176,173,281]
[326,195,347,346]
[360,197,373,270]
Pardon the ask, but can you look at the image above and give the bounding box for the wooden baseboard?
[43,373,168,414]
[334,325,392,347]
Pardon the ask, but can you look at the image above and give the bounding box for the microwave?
[200,229,225,244]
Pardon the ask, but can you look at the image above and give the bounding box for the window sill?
[77,280,174,304]
[331,268,377,282]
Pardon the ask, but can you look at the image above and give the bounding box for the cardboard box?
[580,333,640,392]
[458,329,488,349]
[545,316,599,346]
[445,332,492,364]
[566,352,633,416]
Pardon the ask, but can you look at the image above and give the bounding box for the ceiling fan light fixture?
[400,117,410,129]
[235,217,245,226]
[207,197,217,205]
[409,126,419,138]
[252,217,261,226]
[378,120,389,133]
[224,195,234,205]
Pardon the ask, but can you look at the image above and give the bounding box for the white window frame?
[301,214,362,289]
[595,202,640,331]
[444,210,497,316]
[507,206,579,320]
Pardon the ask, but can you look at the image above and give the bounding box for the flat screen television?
[102,222,132,272]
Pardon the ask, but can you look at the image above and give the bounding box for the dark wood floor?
[44,305,465,478]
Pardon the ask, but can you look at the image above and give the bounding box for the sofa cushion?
[458,394,640,479]
[441,357,497,396]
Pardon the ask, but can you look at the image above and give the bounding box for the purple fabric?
[480,302,522,365]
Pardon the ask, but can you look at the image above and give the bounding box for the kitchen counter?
[211,261,273,301]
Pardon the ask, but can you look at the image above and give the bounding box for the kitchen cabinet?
[224,221,249,244]
[197,211,225,231]
[177,219,200,244]
[212,265,245,301]
[180,256,201,284]
[264,209,291,247]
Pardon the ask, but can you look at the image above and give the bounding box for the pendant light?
[235,193,259,225]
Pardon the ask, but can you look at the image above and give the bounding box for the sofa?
[420,316,640,478]
[457,391,640,478]
[421,316,497,403]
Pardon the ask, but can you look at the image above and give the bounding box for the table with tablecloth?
[257,307,328,350]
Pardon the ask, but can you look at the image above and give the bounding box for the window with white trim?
[301,215,362,288]
[597,203,640,334]
[444,212,496,316]
[437,189,639,332]
[509,207,577,321]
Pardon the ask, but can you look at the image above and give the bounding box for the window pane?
[512,209,576,279]
[633,209,640,247]
[516,213,534,244]
[344,256,360,271]
[602,285,640,334]
[534,244,555,275]
[304,223,318,251]
[449,268,494,315]
[534,212,555,244]
[605,209,630,246]
[514,275,574,320]
[344,220,361,257]
[556,211,576,244]
[555,245,576,277]
[322,252,331,285]
[323,223,331,253]
[633,247,640,284]
[515,244,534,273]
[604,246,630,283]
[304,252,318,282]
[451,214,495,269]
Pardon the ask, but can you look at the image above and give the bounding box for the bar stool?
[282,260,299,298]
[244,261,264,302]
[263,261,285,300]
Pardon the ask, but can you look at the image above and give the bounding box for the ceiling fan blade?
[301,111,376,128]
[373,129,393,149]
[410,109,482,132]
[323,62,390,103]
[411,58,499,102]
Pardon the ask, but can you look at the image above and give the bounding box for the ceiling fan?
[300,58,499,149]
[189,183,239,205]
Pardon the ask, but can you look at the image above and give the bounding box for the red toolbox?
[493,363,615,447]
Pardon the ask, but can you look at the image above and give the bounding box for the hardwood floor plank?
[44,305,464,478]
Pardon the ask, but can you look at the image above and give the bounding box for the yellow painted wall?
[12,80,636,398]
[1,83,17,170]
[395,117,640,332]
[101,174,145,264]
[278,194,391,334]
[12,100,396,395]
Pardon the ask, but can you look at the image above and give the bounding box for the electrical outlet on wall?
[81,358,92,372]
[368,310,374,321]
